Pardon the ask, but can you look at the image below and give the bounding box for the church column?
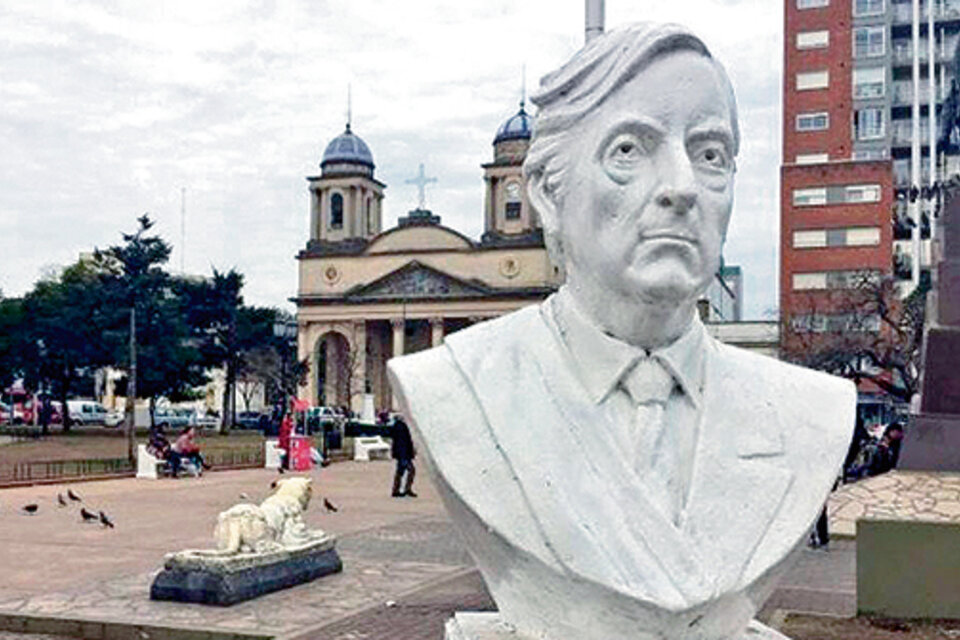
[309,186,320,240]
[350,320,367,415]
[430,317,444,346]
[389,319,406,410]
[391,319,405,358]
[297,322,316,405]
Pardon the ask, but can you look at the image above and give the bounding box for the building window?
[793,183,882,206]
[791,313,881,333]
[853,0,884,17]
[330,193,343,229]
[793,269,879,290]
[797,70,829,90]
[504,181,522,220]
[798,0,829,7]
[796,153,830,164]
[793,187,828,206]
[794,226,881,248]
[844,183,881,203]
[853,67,885,99]
[796,112,830,131]
[854,27,885,58]
[856,108,885,140]
[797,30,830,49]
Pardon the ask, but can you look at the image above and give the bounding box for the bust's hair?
[523,22,740,265]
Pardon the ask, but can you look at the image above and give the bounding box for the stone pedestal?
[443,612,790,640]
[151,536,342,606]
[904,190,960,470]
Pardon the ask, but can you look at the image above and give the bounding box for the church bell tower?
[308,122,385,244]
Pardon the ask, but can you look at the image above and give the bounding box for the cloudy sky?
[0,0,782,319]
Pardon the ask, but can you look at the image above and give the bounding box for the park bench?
[264,439,283,469]
[354,436,390,462]
[135,443,200,479]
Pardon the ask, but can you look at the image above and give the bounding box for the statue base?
[443,612,790,640]
[150,536,342,606]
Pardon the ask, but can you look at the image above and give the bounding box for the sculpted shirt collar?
[550,287,706,408]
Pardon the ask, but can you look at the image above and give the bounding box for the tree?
[0,295,25,392]
[782,274,927,403]
[19,260,114,433]
[95,215,208,458]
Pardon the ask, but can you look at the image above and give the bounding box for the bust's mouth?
[640,232,698,245]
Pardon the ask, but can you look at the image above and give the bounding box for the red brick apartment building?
[781,0,955,337]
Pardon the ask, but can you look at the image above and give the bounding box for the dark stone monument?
[901,187,960,470]
[150,539,342,606]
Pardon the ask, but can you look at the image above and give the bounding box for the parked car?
[152,407,192,429]
[104,408,125,427]
[66,400,111,426]
[190,410,219,429]
[235,411,269,430]
[306,406,344,434]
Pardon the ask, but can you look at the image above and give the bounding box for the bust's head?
[525,23,739,328]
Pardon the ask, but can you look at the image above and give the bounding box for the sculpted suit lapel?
[446,305,794,610]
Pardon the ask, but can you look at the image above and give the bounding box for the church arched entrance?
[315,331,352,408]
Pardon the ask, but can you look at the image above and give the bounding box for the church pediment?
[346,261,490,301]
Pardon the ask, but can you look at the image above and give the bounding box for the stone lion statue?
[214,477,318,554]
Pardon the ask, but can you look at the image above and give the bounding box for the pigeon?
[80,507,98,522]
[277,467,286,474]
[21,504,38,515]
[57,493,67,507]
[67,489,82,502]
[98,511,115,529]
[270,480,278,489]
[239,492,250,501]
[322,498,339,513]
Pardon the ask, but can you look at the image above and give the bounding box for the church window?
[330,193,343,228]
[504,181,522,220]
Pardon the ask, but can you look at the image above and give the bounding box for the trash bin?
[289,435,313,471]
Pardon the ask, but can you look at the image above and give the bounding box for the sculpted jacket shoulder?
[388,302,855,639]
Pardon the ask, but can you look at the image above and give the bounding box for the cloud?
[0,0,782,319]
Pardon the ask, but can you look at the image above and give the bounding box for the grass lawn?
[0,427,268,465]
[778,614,960,639]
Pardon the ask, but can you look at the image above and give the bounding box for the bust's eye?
[691,142,731,172]
[603,132,652,183]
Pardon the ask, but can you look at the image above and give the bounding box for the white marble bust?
[389,22,854,640]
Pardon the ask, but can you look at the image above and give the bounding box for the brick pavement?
[0,460,886,639]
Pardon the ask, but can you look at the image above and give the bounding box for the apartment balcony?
[891,121,932,145]
[891,43,954,66]
[891,81,946,106]
[892,1,960,24]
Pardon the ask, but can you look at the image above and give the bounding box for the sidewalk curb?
[0,610,274,640]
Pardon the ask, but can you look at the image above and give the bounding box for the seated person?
[148,423,183,477]
[172,426,211,474]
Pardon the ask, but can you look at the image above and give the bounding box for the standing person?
[390,416,416,498]
[278,410,293,470]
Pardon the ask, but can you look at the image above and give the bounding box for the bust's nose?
[654,143,697,215]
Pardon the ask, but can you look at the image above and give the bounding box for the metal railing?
[892,1,960,24]
[0,457,134,484]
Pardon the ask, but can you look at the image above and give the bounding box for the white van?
[66,400,109,426]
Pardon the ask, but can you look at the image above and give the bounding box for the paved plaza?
[0,463,954,639]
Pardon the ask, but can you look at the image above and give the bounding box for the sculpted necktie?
[621,357,681,522]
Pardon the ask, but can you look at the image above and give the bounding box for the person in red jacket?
[278,411,294,470]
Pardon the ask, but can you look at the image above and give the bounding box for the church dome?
[494,103,533,144]
[321,125,375,170]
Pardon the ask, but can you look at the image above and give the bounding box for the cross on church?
[406,163,437,210]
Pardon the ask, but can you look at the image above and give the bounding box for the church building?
[294,103,562,411]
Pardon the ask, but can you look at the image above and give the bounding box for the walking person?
[390,415,416,498]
